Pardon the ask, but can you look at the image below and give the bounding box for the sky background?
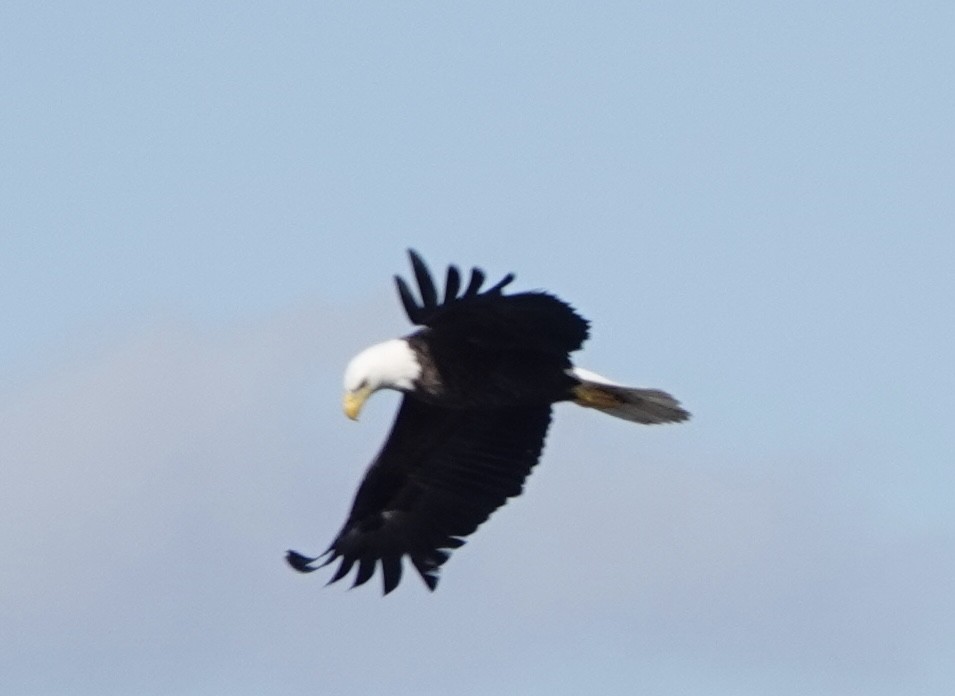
[2,2,954,694]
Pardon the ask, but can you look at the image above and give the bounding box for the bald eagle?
[287,250,689,593]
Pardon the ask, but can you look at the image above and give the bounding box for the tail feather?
[570,367,690,425]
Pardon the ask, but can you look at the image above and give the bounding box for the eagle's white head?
[342,339,421,420]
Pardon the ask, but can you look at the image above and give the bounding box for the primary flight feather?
[287,250,689,594]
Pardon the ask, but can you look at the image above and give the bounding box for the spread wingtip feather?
[397,250,516,326]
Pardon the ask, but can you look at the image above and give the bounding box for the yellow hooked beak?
[343,384,374,421]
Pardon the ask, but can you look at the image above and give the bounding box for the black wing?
[395,249,589,354]
[287,397,552,593]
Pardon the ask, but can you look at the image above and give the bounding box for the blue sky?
[2,2,954,694]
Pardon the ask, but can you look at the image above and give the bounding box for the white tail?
[569,367,690,425]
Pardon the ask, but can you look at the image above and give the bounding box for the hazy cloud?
[1,304,951,695]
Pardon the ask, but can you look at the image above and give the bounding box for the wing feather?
[409,250,439,311]
[380,556,403,595]
[443,265,461,304]
[395,275,422,324]
[328,556,355,584]
[463,267,485,297]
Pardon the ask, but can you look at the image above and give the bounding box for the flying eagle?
[287,250,689,593]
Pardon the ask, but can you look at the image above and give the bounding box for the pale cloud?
[0,304,951,695]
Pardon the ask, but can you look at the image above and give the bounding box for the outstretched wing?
[395,249,589,354]
[287,397,552,594]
